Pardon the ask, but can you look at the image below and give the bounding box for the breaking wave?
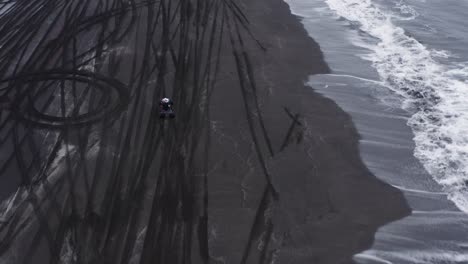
[325,0,468,212]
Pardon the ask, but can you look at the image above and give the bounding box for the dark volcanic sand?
[207,0,410,263]
[0,0,410,263]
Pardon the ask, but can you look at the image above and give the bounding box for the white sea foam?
[392,0,419,21]
[0,2,15,17]
[354,252,393,264]
[356,249,468,264]
[390,184,447,196]
[325,0,468,213]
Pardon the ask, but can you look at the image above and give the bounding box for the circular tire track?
[1,70,129,129]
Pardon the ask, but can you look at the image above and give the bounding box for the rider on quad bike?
[159,97,175,119]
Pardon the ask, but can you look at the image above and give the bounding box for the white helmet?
[162,98,170,103]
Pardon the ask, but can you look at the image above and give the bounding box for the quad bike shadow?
[159,109,175,119]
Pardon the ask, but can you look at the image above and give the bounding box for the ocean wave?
[324,0,468,212]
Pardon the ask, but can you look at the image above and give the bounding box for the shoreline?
[289,0,468,262]
[206,0,411,263]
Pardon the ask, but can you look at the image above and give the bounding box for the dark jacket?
[159,100,173,111]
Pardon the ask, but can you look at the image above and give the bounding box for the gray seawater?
[285,0,468,263]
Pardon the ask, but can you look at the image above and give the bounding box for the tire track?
[0,0,282,263]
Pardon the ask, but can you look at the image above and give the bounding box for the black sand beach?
[0,0,409,263]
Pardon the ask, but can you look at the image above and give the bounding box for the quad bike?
[159,97,175,119]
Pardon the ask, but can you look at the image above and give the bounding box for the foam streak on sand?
[325,0,468,212]
[356,250,468,264]
[0,2,14,16]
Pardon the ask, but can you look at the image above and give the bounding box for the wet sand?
[0,0,409,263]
[207,0,410,263]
